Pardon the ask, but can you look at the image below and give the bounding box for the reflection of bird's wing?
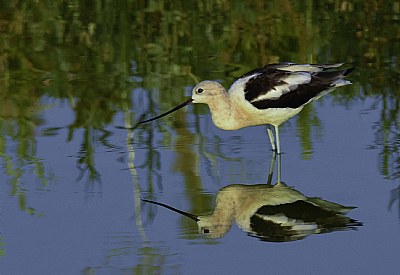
[255,200,339,223]
[247,200,360,242]
[230,183,307,229]
[306,197,356,214]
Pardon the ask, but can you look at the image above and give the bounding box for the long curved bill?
[142,199,199,221]
[138,98,193,125]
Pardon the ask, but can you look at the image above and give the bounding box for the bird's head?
[191,81,226,104]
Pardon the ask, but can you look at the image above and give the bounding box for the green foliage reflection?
[0,0,400,216]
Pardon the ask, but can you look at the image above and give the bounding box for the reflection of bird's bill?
[137,98,193,125]
[142,199,198,221]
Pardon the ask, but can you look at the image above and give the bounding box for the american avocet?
[143,182,362,241]
[139,63,354,156]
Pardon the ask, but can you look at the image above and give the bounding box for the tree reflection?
[370,93,400,218]
[0,83,50,214]
[1,0,399,218]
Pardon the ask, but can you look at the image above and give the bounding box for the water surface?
[1,1,400,274]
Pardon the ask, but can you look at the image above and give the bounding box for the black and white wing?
[248,200,362,242]
[231,63,354,109]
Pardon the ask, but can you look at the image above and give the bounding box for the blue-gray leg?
[267,125,282,183]
[275,125,282,183]
[267,125,276,152]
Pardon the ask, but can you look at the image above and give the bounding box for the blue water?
[1,93,399,274]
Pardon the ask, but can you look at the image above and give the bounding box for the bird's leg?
[275,125,282,183]
[267,125,276,152]
[267,125,282,183]
[267,125,279,184]
[277,151,282,183]
[267,149,276,185]
[274,125,281,155]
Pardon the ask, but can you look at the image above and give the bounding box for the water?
[1,1,400,274]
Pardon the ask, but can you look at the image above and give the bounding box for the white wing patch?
[228,73,261,95]
[277,63,344,72]
[254,213,318,231]
[250,72,312,102]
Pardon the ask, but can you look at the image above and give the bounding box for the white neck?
[206,93,237,130]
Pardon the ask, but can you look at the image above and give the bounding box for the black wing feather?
[241,64,354,109]
[244,69,291,103]
[248,200,361,242]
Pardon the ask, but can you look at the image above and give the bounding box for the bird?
[138,62,354,157]
[142,182,362,242]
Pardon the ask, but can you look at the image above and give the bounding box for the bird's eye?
[197,88,204,94]
[202,228,210,234]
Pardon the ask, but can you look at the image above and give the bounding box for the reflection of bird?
[139,63,354,156]
[143,182,362,242]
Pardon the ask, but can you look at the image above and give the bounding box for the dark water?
[1,1,400,274]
